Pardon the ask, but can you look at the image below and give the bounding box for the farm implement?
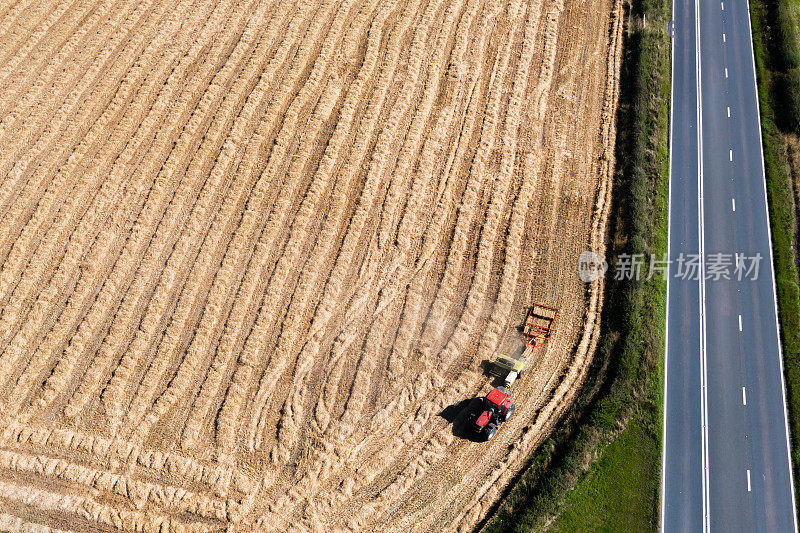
[469,302,558,441]
[488,302,558,387]
[522,302,558,349]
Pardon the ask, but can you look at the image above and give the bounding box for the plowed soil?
[0,0,621,530]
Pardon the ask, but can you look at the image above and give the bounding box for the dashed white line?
[747,469,752,492]
[721,1,725,10]
[723,33,726,43]
[739,314,743,331]
[730,149,733,161]
[725,67,729,78]
[743,386,747,405]
[745,0,800,525]
[732,198,736,211]
[727,106,731,117]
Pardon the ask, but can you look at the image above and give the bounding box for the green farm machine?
[489,302,558,387]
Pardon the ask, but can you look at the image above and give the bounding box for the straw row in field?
[0,0,622,529]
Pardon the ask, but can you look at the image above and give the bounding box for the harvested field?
[0,0,622,530]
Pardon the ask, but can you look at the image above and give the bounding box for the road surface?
[661,0,797,531]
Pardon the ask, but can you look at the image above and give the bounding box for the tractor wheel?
[484,423,498,441]
[503,403,516,422]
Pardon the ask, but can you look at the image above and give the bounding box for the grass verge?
[748,0,800,509]
[481,0,671,530]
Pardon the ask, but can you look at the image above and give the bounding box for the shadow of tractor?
[438,397,485,442]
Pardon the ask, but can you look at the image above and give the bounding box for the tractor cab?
[469,386,516,440]
[485,387,510,409]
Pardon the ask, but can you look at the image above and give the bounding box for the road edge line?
[694,0,711,528]
[660,0,677,527]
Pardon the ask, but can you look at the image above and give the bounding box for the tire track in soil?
[102,0,307,432]
[243,0,446,459]
[60,0,279,422]
[280,0,468,465]
[28,0,261,421]
[178,0,385,452]
[0,0,135,186]
[91,0,308,428]
[0,0,170,255]
[212,0,411,461]
[130,0,366,445]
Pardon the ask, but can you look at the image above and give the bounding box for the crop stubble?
[0,0,621,530]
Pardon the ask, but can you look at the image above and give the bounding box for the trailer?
[522,302,558,349]
[489,302,558,387]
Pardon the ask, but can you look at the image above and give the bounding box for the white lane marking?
[739,314,743,331]
[723,33,726,43]
[721,1,724,10]
[660,0,678,526]
[745,1,799,526]
[732,198,736,211]
[747,469,752,492]
[730,149,733,161]
[743,386,747,405]
[696,0,710,526]
[725,67,729,78]
[727,106,731,117]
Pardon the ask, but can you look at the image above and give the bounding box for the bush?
[762,0,800,134]
[771,69,800,133]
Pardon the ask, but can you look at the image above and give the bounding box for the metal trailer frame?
[522,302,559,349]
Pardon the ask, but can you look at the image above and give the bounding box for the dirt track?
[0,0,621,530]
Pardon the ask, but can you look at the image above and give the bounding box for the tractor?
[467,386,516,441]
[468,302,557,441]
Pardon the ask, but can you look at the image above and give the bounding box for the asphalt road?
[661,0,797,531]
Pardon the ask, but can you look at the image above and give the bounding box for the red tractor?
[468,386,516,441]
